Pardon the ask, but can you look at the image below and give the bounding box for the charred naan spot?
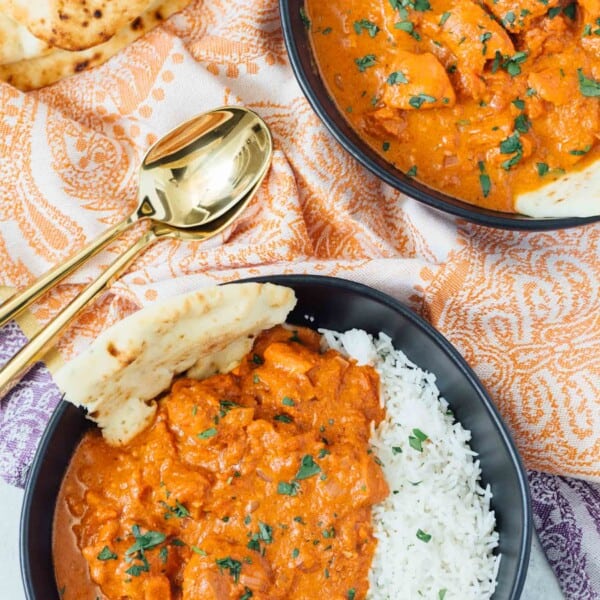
[130,16,143,30]
[93,9,102,18]
[58,12,69,21]
[74,60,89,72]
[81,20,89,28]
[107,342,119,357]
[156,9,164,20]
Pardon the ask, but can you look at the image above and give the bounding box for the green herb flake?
[282,396,295,407]
[382,141,391,152]
[274,414,293,423]
[392,446,403,455]
[387,71,408,85]
[354,19,380,37]
[299,7,310,29]
[514,113,531,133]
[408,428,429,452]
[197,427,218,440]
[439,589,448,600]
[439,11,451,26]
[348,589,356,600]
[258,522,273,544]
[295,454,322,480]
[215,556,242,583]
[97,546,118,561]
[355,54,377,72]
[536,162,549,176]
[569,145,591,156]
[406,165,418,177]
[126,526,166,556]
[512,98,525,110]
[278,481,301,496]
[292,548,300,558]
[577,68,600,97]
[409,93,436,109]
[252,353,264,365]
[125,564,149,577]
[159,546,168,564]
[240,588,254,600]
[416,528,432,542]
[479,173,491,198]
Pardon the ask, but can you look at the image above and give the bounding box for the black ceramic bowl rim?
[279,0,600,230]
[20,275,532,599]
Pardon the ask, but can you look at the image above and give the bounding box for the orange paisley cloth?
[0,0,598,486]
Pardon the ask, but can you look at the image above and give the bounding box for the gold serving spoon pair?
[0,106,273,398]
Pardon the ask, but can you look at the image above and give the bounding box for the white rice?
[321,328,500,600]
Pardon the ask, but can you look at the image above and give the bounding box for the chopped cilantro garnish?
[536,162,549,176]
[439,11,451,26]
[353,19,380,37]
[578,69,600,96]
[197,427,218,439]
[97,546,117,561]
[240,588,253,600]
[278,481,301,496]
[387,71,408,85]
[355,54,376,72]
[409,93,436,109]
[408,428,429,452]
[295,455,322,480]
[274,414,293,423]
[282,396,295,407]
[215,556,242,582]
[416,528,432,542]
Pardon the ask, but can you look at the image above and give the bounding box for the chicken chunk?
[382,50,456,110]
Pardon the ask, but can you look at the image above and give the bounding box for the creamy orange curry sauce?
[53,326,388,599]
[305,0,600,212]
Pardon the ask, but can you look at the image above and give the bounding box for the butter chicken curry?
[305,0,600,212]
[53,326,388,599]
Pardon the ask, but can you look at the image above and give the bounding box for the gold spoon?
[0,107,273,398]
[0,106,272,329]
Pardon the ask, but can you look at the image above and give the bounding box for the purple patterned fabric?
[1,324,599,598]
[529,471,600,599]
[0,321,62,487]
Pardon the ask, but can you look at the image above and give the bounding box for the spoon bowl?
[0,106,273,398]
[138,107,272,228]
[0,106,273,329]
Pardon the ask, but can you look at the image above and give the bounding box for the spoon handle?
[0,228,156,400]
[0,215,136,330]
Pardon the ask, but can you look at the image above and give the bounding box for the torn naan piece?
[0,0,190,90]
[0,0,161,51]
[55,283,297,446]
[515,161,600,218]
[0,11,52,65]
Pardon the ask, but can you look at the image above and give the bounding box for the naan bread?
[0,0,159,51]
[0,11,51,65]
[55,283,297,446]
[515,161,600,218]
[0,0,190,91]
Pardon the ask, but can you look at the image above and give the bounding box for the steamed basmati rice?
[321,328,500,600]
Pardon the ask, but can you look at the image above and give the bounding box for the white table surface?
[0,478,564,600]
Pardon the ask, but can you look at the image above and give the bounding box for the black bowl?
[279,0,600,230]
[21,275,532,599]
